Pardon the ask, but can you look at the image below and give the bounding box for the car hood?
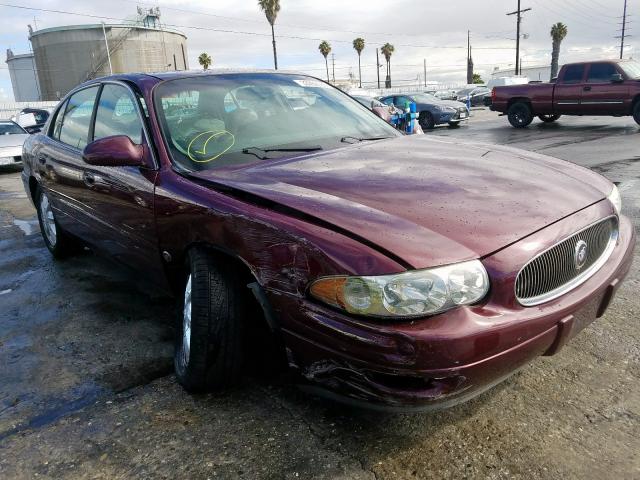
[0,133,28,149]
[190,136,612,269]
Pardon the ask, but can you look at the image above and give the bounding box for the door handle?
[83,172,96,187]
[583,86,592,91]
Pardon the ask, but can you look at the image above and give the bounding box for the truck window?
[587,63,618,83]
[561,65,585,84]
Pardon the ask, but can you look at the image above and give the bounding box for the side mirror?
[611,73,624,83]
[83,135,145,167]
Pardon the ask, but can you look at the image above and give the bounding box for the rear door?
[581,62,629,115]
[553,64,586,115]
[36,86,100,240]
[82,81,163,276]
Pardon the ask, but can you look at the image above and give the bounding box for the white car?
[0,120,29,167]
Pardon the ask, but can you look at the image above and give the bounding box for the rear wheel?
[35,186,76,259]
[507,102,534,128]
[633,102,640,126]
[174,248,245,392]
[538,114,561,123]
[419,112,436,130]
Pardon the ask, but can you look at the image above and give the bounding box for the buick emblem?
[574,240,588,270]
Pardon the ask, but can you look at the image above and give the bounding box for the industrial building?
[7,8,188,101]
[5,50,41,102]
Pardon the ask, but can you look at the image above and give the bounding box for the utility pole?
[376,48,381,89]
[619,0,629,59]
[423,58,427,87]
[331,53,335,83]
[507,0,532,75]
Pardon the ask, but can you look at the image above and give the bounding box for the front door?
[580,63,629,115]
[82,82,163,278]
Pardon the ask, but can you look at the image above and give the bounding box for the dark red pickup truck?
[491,59,640,127]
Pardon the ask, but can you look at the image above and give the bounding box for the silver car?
[0,120,29,167]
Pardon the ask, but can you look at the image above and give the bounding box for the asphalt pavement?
[0,111,638,479]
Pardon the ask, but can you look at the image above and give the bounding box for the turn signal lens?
[309,260,489,319]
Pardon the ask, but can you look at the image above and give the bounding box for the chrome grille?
[515,216,618,306]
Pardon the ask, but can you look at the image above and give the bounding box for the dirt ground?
[0,111,638,479]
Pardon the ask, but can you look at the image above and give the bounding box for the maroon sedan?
[22,71,634,411]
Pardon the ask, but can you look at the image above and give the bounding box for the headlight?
[607,184,621,215]
[434,105,455,112]
[309,260,489,319]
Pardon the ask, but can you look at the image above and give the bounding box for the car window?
[155,73,399,172]
[561,65,585,84]
[58,87,99,149]
[93,84,143,144]
[393,96,409,108]
[380,97,394,106]
[587,63,618,83]
[0,122,26,135]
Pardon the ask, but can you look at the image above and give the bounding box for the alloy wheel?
[39,192,57,247]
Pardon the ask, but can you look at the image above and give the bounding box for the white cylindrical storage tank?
[5,50,41,102]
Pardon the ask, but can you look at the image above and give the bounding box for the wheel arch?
[632,94,640,113]
[507,97,533,110]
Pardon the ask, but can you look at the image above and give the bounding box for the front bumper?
[271,203,635,411]
[437,109,469,124]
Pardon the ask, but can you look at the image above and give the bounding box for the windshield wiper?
[340,136,394,143]
[242,146,323,160]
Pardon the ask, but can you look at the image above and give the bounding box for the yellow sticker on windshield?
[187,130,235,163]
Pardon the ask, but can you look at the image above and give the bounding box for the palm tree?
[318,41,332,82]
[198,52,212,70]
[381,43,395,88]
[258,0,281,70]
[550,23,568,80]
[352,38,365,88]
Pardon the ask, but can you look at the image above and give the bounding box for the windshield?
[0,122,26,135]
[410,93,439,103]
[621,60,640,79]
[155,73,399,171]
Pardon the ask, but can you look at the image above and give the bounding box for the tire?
[507,102,534,128]
[633,102,640,126]
[538,114,561,123]
[35,186,76,259]
[174,248,245,392]
[420,112,436,130]
[448,121,461,128]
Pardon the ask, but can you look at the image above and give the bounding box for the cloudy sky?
[0,0,637,101]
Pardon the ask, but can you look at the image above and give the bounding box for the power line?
[0,2,516,51]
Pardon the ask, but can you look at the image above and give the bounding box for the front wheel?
[419,112,436,130]
[633,102,640,126]
[507,102,534,128]
[538,114,561,123]
[174,248,245,392]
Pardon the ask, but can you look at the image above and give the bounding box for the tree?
[258,0,281,70]
[319,41,332,82]
[352,38,365,88]
[472,73,484,84]
[198,52,212,70]
[550,22,568,80]
[381,43,394,88]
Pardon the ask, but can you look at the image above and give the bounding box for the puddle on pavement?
[13,218,39,236]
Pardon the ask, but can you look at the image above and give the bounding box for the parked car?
[12,107,51,134]
[432,89,458,101]
[352,95,401,124]
[0,120,29,167]
[491,60,640,128]
[379,93,469,129]
[456,86,491,107]
[22,71,634,411]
